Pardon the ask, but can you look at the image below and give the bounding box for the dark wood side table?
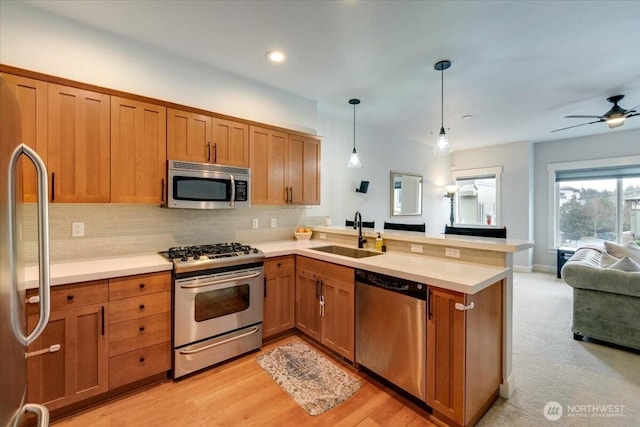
[557,248,576,278]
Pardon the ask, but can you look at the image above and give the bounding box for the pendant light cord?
[440,68,444,129]
[353,102,356,150]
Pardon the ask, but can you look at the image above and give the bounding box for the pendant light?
[434,60,452,156]
[347,98,362,168]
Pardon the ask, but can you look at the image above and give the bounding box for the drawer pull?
[67,295,74,301]
[26,344,61,358]
[139,356,145,363]
[455,302,475,311]
[139,326,145,332]
[139,283,145,290]
[139,304,145,310]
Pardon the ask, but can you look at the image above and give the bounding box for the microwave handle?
[229,174,235,208]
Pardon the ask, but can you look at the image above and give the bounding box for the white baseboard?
[513,264,533,273]
[533,264,556,274]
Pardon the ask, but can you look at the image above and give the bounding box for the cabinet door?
[295,268,321,340]
[2,74,47,202]
[320,275,354,360]
[111,97,167,203]
[287,134,320,205]
[427,287,465,425]
[250,126,287,204]
[167,108,211,163]
[27,303,108,411]
[212,118,249,167]
[263,256,295,339]
[48,84,110,202]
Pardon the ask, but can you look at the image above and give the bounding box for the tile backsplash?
[19,203,318,263]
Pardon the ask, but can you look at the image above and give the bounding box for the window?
[548,157,640,249]
[451,167,502,226]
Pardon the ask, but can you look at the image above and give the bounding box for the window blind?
[555,165,640,182]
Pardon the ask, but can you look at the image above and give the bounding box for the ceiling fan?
[551,95,639,133]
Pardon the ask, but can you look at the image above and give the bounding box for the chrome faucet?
[354,211,367,248]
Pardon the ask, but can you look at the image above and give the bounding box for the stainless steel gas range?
[159,243,264,379]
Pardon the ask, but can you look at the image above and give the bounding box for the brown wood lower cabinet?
[295,257,354,361]
[26,281,109,412]
[108,271,171,390]
[427,281,503,427]
[26,272,172,413]
[263,256,296,339]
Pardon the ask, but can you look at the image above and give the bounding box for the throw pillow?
[607,256,640,272]
[600,252,620,268]
[604,241,640,264]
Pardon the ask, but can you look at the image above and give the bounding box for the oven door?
[174,267,264,348]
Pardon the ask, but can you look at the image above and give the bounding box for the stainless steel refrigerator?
[1,75,51,426]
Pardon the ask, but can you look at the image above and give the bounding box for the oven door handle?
[178,326,260,355]
[179,271,261,289]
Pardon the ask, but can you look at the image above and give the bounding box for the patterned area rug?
[256,341,362,416]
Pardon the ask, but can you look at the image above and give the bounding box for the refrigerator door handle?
[8,143,51,345]
[23,403,50,427]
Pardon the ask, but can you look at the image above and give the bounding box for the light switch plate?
[410,244,423,253]
[445,248,461,258]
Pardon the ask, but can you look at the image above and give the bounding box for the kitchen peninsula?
[24,231,531,426]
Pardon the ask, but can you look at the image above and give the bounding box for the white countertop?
[24,254,173,289]
[310,226,534,253]
[254,240,509,294]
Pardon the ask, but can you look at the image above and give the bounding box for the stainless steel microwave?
[166,160,250,209]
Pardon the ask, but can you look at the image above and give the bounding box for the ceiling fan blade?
[551,120,601,133]
[564,115,603,119]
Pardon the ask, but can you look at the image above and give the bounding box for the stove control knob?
[181,255,188,262]
[252,248,259,253]
[194,254,200,260]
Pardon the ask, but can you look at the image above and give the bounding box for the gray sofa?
[561,246,640,351]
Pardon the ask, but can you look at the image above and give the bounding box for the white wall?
[452,141,534,269]
[0,1,317,133]
[533,128,640,271]
[1,1,451,256]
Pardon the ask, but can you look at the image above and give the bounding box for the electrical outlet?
[271,218,277,228]
[410,244,423,253]
[318,233,327,239]
[445,248,461,258]
[72,222,85,237]
[252,219,259,229]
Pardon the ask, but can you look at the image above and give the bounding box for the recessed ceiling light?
[266,50,286,63]
[462,115,473,119]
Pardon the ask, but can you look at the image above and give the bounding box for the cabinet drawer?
[265,255,295,277]
[109,312,171,357]
[297,256,353,284]
[109,341,170,389]
[27,281,108,316]
[109,292,170,324]
[109,272,171,301]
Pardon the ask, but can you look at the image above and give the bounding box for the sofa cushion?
[601,252,620,267]
[608,256,640,272]
[604,241,640,264]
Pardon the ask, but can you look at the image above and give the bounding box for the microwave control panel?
[235,181,248,201]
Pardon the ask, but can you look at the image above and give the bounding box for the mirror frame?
[390,171,423,217]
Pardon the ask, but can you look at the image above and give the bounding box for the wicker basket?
[295,231,313,240]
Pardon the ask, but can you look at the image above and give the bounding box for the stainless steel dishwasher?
[355,268,427,400]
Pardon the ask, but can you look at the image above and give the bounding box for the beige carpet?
[256,340,362,416]
[478,272,640,426]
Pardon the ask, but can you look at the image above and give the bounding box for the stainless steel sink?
[311,245,382,258]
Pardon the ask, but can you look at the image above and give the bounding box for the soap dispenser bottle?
[375,232,383,251]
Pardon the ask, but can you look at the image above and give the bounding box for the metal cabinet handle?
[139,283,145,290]
[25,343,61,358]
[23,403,50,427]
[213,143,217,163]
[139,304,145,310]
[139,356,145,363]
[67,294,74,301]
[101,306,105,336]
[263,277,267,299]
[8,144,50,345]
[428,289,433,320]
[179,326,260,355]
[139,326,145,332]
[207,141,211,162]
[455,302,475,311]
[160,178,165,204]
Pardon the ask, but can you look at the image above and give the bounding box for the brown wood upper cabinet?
[111,97,166,203]
[250,126,321,205]
[48,84,111,203]
[1,74,48,203]
[167,109,249,167]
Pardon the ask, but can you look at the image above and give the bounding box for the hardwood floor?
[52,334,440,427]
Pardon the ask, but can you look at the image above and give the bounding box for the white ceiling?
[23,0,640,151]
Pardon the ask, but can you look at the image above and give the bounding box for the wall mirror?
[390,171,423,217]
